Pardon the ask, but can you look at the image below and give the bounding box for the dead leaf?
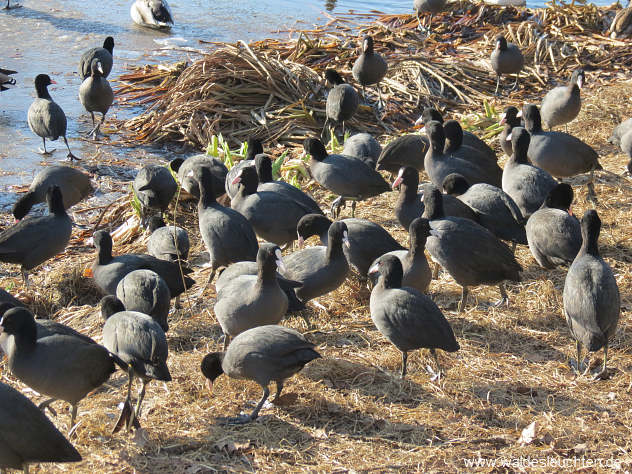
[518,421,539,445]
[214,439,252,455]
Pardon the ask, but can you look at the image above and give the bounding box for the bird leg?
[361,85,367,104]
[429,348,444,381]
[570,340,585,375]
[272,381,284,402]
[494,75,501,96]
[376,83,384,110]
[320,117,330,142]
[400,351,408,378]
[219,386,270,424]
[493,282,510,307]
[21,269,30,289]
[330,196,346,218]
[68,404,79,435]
[415,10,422,30]
[511,72,520,91]
[135,379,147,417]
[37,137,55,155]
[351,200,357,218]
[112,366,139,433]
[63,137,80,161]
[222,334,231,351]
[38,398,58,417]
[586,170,598,207]
[432,263,441,279]
[458,286,469,312]
[511,242,517,254]
[593,343,611,380]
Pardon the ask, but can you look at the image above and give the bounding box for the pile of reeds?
[116,0,628,149]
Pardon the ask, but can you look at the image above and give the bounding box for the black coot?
[225,137,264,199]
[369,254,458,378]
[498,106,522,157]
[78,36,114,80]
[342,133,382,169]
[376,134,428,174]
[352,35,388,105]
[146,216,190,263]
[323,69,359,138]
[540,68,584,131]
[133,164,177,221]
[200,325,320,423]
[170,154,228,201]
[490,35,524,95]
[526,183,581,268]
[563,210,620,379]
[78,59,114,139]
[116,269,171,332]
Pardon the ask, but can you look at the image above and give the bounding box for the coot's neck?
[525,114,542,134]
[409,232,427,258]
[423,194,444,220]
[198,179,217,208]
[579,228,600,257]
[11,323,37,354]
[400,176,418,204]
[35,82,52,100]
[327,237,345,260]
[49,197,67,217]
[511,142,529,165]
[256,159,273,183]
[379,269,402,290]
[96,243,113,265]
[257,259,278,284]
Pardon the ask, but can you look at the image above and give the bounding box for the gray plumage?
[490,35,524,94]
[216,244,305,314]
[131,0,174,28]
[297,214,404,277]
[324,69,359,128]
[369,218,432,294]
[540,68,584,130]
[12,165,93,220]
[280,221,350,303]
[0,382,81,471]
[618,129,632,175]
[376,134,428,173]
[608,117,632,146]
[92,230,195,297]
[214,245,288,340]
[563,210,620,377]
[501,126,557,219]
[194,166,258,283]
[526,183,581,269]
[423,188,522,311]
[116,269,170,332]
[224,138,265,199]
[342,133,382,169]
[231,165,319,246]
[146,216,190,263]
[414,0,446,14]
[424,121,498,188]
[27,74,78,161]
[170,154,228,200]
[200,325,321,422]
[0,186,72,279]
[133,164,177,217]
[78,36,114,80]
[523,104,602,178]
[0,307,120,427]
[369,254,458,378]
[78,59,114,139]
[442,174,527,245]
[352,35,387,87]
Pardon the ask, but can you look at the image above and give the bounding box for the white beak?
[414,115,424,126]
[506,133,512,141]
[343,230,350,248]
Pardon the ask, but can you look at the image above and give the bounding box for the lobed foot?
[216,413,256,425]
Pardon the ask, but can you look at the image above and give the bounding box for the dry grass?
[2,8,632,474]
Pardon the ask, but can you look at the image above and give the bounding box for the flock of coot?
[0,1,629,472]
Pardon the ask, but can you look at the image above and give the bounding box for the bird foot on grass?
[216,413,256,425]
[112,400,141,434]
[65,152,81,162]
[68,421,82,438]
[492,297,509,308]
[592,367,612,381]
[569,358,587,376]
[426,364,442,382]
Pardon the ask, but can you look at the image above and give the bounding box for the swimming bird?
[563,210,620,379]
[490,35,524,95]
[424,121,499,188]
[523,104,601,203]
[501,127,557,219]
[231,165,319,247]
[131,0,173,29]
[304,137,390,218]
[200,325,320,423]
[540,68,584,132]
[0,186,72,287]
[498,106,522,157]
[0,381,82,472]
[78,36,114,80]
[342,133,382,169]
[323,69,359,139]
[224,138,264,199]
[12,165,93,220]
[216,243,305,313]
[91,229,195,298]
[27,74,79,161]
[0,307,124,430]
[170,154,228,201]
[423,188,522,311]
[0,67,16,91]
[392,167,478,230]
[442,173,527,247]
[297,213,404,277]
[214,245,288,348]
[116,269,170,332]
[369,218,432,294]
[101,296,171,431]
[376,134,428,173]
[192,166,258,285]
[146,216,190,263]
[279,221,350,305]
[526,183,581,269]
[133,164,177,222]
[79,59,114,139]
[352,35,388,106]
[369,254,458,379]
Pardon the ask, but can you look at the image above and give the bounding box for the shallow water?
[0,0,614,210]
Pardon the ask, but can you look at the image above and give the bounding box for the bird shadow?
[4,6,126,36]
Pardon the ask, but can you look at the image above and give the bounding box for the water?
[0,0,613,210]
